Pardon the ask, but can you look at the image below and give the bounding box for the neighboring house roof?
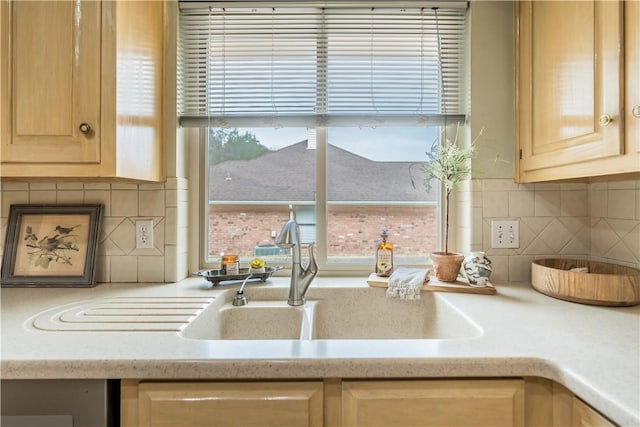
[209,141,438,202]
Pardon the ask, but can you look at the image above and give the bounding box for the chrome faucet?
[276,219,318,306]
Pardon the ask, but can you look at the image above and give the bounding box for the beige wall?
[1,2,638,283]
[469,1,515,180]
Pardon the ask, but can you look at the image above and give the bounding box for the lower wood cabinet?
[525,378,616,427]
[572,396,616,427]
[122,378,615,427]
[123,380,323,427]
[342,379,525,427]
[122,379,525,427]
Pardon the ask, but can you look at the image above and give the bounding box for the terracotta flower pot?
[431,251,464,282]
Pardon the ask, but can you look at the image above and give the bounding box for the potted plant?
[421,125,478,282]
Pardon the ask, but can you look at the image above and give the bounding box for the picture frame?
[1,204,103,287]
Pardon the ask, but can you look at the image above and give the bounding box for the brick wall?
[208,205,290,256]
[208,205,438,258]
[327,206,437,256]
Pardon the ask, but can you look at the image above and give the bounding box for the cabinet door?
[518,1,624,175]
[0,1,101,164]
[137,381,323,427]
[627,0,640,153]
[342,379,524,427]
[572,397,615,427]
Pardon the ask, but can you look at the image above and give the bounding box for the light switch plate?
[491,220,519,248]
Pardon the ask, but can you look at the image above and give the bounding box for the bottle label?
[376,249,392,276]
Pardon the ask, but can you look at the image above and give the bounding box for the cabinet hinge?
[519,148,523,160]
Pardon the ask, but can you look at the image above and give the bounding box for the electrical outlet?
[491,220,519,248]
[135,219,154,249]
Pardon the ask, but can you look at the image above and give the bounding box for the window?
[179,2,468,271]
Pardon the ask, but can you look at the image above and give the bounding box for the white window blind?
[179,2,467,128]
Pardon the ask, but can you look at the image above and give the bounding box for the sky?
[247,127,438,162]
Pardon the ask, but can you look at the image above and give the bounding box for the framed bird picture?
[1,204,102,287]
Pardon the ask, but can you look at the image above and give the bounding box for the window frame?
[181,3,468,273]
[191,126,445,274]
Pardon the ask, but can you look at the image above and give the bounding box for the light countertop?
[1,277,638,426]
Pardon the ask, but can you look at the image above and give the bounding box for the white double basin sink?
[181,286,482,341]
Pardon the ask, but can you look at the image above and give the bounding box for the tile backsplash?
[0,178,189,283]
[589,181,640,268]
[1,177,638,284]
[459,178,640,283]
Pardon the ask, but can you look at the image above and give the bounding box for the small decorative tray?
[366,273,496,295]
[193,266,282,286]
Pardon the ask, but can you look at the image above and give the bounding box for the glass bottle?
[375,229,394,277]
[221,254,239,275]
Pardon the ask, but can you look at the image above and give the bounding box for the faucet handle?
[305,243,318,274]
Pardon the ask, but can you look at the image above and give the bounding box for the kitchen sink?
[202,302,309,340]
[180,286,481,341]
[307,287,481,340]
[181,288,313,340]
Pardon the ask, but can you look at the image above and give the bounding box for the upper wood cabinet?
[516,0,639,182]
[0,0,166,182]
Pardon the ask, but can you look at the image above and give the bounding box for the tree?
[208,129,271,165]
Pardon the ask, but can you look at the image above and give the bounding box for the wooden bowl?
[531,259,640,307]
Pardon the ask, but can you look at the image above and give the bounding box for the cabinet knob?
[79,123,92,134]
[598,114,613,126]
[632,105,640,119]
